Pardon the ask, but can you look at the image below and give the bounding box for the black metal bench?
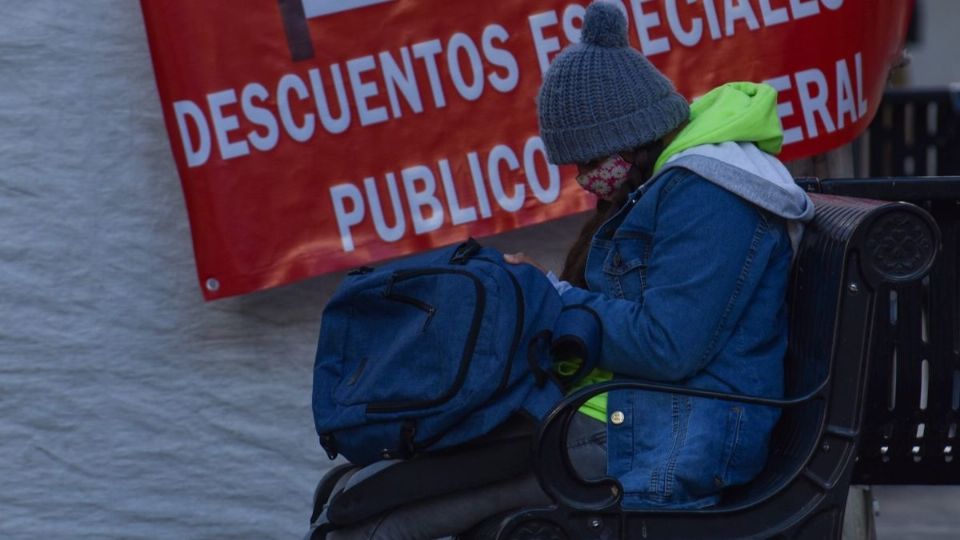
[471,188,941,540]
[308,184,945,540]
[809,178,960,487]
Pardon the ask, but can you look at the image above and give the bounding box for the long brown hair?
[559,140,664,287]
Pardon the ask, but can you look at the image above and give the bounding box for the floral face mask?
[575,154,631,200]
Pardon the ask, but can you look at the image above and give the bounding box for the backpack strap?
[310,463,356,525]
[324,416,535,527]
[526,330,554,388]
[551,305,603,385]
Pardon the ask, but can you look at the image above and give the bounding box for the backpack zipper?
[365,268,485,414]
[384,291,437,332]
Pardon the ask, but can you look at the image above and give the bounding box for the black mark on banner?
[278,0,316,61]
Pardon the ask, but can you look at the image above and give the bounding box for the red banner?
[141,0,911,300]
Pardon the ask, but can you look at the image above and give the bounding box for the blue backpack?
[312,239,601,465]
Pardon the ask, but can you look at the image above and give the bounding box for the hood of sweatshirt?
[653,82,815,225]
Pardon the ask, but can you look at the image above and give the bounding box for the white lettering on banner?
[170,24,523,167]
[403,165,445,235]
[519,0,846,55]
[631,0,671,55]
[347,55,390,126]
[764,75,804,145]
[447,33,485,101]
[758,0,790,27]
[795,66,837,138]
[562,4,586,44]
[765,51,866,145]
[241,83,280,152]
[171,3,854,169]
[855,51,868,117]
[277,73,315,142]
[835,57,857,130]
[330,183,365,252]
[411,39,447,109]
[364,174,406,242]
[438,159,479,225]
[207,89,250,160]
[379,47,424,119]
[488,145,525,212]
[173,100,211,168]
[482,25,520,93]
[467,152,494,219]
[790,0,821,19]
[666,0,704,47]
[529,11,561,76]
[524,137,561,204]
[328,137,562,252]
[703,0,724,39]
[724,0,761,36]
[308,65,352,134]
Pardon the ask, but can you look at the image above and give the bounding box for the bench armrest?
[530,377,830,512]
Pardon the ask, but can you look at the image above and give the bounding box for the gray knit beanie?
[537,1,690,165]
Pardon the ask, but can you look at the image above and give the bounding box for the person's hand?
[504,252,548,274]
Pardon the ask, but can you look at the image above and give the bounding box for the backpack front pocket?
[334,269,485,413]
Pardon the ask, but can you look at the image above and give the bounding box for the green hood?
[654,82,784,172]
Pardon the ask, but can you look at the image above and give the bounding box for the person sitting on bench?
[321,2,815,537]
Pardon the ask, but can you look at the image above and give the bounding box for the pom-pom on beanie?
[537,1,691,165]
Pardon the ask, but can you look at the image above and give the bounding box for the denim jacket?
[560,142,813,508]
